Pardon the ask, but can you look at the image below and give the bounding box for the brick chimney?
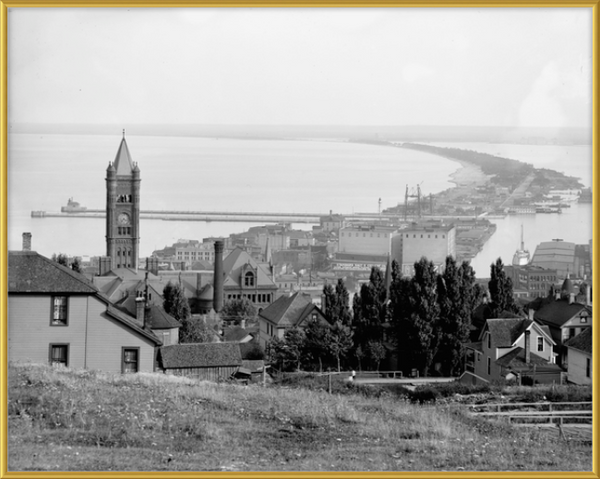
[22,232,32,251]
[146,256,159,276]
[569,293,575,304]
[524,329,531,364]
[213,240,224,313]
[528,308,534,321]
[135,297,145,327]
[98,256,112,276]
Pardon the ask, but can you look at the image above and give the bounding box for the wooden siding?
[567,349,592,385]
[165,366,239,382]
[9,294,157,373]
[9,295,88,368]
[85,296,156,373]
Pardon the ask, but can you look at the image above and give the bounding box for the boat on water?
[512,225,530,266]
[61,198,88,213]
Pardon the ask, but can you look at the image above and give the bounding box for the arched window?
[244,271,255,287]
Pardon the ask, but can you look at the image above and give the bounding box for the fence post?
[328,373,332,394]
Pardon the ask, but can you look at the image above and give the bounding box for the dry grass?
[7,362,592,472]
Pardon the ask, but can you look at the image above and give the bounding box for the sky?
[7,7,593,128]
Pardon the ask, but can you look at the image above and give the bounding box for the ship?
[512,224,530,266]
[61,197,88,213]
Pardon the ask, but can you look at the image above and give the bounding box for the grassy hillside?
[8,363,592,473]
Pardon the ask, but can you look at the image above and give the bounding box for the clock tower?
[106,131,140,271]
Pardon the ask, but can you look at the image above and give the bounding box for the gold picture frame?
[0,2,598,478]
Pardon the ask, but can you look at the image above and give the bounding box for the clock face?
[117,213,130,225]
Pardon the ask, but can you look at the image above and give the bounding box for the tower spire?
[123,129,125,139]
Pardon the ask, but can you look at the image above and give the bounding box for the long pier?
[31,209,487,224]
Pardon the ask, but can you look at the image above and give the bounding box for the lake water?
[7,133,593,278]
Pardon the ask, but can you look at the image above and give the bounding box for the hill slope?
[8,363,592,472]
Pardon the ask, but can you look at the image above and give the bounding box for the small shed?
[159,342,242,382]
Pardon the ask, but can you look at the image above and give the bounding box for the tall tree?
[353,267,388,350]
[283,327,306,371]
[487,258,518,318]
[328,320,354,372]
[408,258,441,377]
[367,340,387,372]
[303,317,331,372]
[163,281,191,322]
[322,279,351,326]
[436,256,483,376]
[387,260,415,373]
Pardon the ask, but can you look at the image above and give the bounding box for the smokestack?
[524,329,531,364]
[213,240,224,313]
[22,232,32,251]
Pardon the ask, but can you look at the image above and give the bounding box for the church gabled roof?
[113,136,136,176]
[222,248,276,290]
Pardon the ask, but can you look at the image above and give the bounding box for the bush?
[410,386,440,404]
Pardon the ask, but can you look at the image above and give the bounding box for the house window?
[569,328,576,338]
[537,337,544,352]
[487,357,491,376]
[122,348,140,373]
[51,296,68,325]
[49,344,69,367]
[586,358,591,378]
[244,271,255,287]
[487,332,491,349]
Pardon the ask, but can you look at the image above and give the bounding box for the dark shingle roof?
[259,292,323,328]
[8,251,97,294]
[533,300,589,327]
[104,305,163,346]
[496,347,562,371]
[565,327,592,354]
[485,318,532,347]
[223,326,253,342]
[160,343,242,369]
[145,305,181,330]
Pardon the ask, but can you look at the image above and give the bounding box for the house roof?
[104,304,163,346]
[144,305,181,330]
[8,251,98,294]
[259,292,325,328]
[533,299,590,328]
[113,137,136,176]
[222,247,276,290]
[223,326,253,342]
[160,343,242,369]
[484,318,533,347]
[8,252,162,346]
[565,327,592,354]
[495,347,562,372]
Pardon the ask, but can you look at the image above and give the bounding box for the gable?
[223,248,276,289]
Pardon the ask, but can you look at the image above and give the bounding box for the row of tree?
[266,256,518,377]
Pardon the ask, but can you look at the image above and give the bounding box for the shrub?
[410,386,440,404]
